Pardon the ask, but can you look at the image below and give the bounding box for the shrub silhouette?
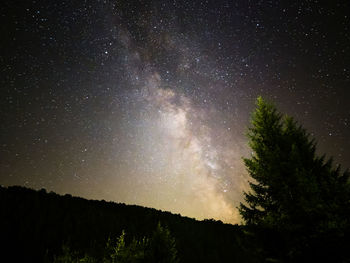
[53,223,179,263]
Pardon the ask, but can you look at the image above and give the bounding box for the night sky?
[1,0,349,223]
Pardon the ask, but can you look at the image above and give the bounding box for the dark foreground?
[0,185,256,263]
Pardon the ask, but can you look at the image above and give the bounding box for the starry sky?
[1,0,349,223]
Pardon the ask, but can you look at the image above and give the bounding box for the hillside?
[0,185,255,262]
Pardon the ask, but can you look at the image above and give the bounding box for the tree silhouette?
[103,230,148,263]
[239,97,350,261]
[147,222,179,263]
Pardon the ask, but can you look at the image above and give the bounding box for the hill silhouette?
[0,185,255,262]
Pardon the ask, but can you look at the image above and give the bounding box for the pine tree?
[147,222,179,263]
[239,97,350,261]
[103,231,148,263]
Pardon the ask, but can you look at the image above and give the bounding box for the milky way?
[1,0,349,223]
[103,25,249,222]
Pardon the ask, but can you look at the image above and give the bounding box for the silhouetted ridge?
[0,185,254,263]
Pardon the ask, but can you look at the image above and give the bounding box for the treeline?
[0,185,255,262]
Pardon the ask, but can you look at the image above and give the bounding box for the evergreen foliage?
[148,222,179,263]
[102,230,147,263]
[239,97,350,261]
